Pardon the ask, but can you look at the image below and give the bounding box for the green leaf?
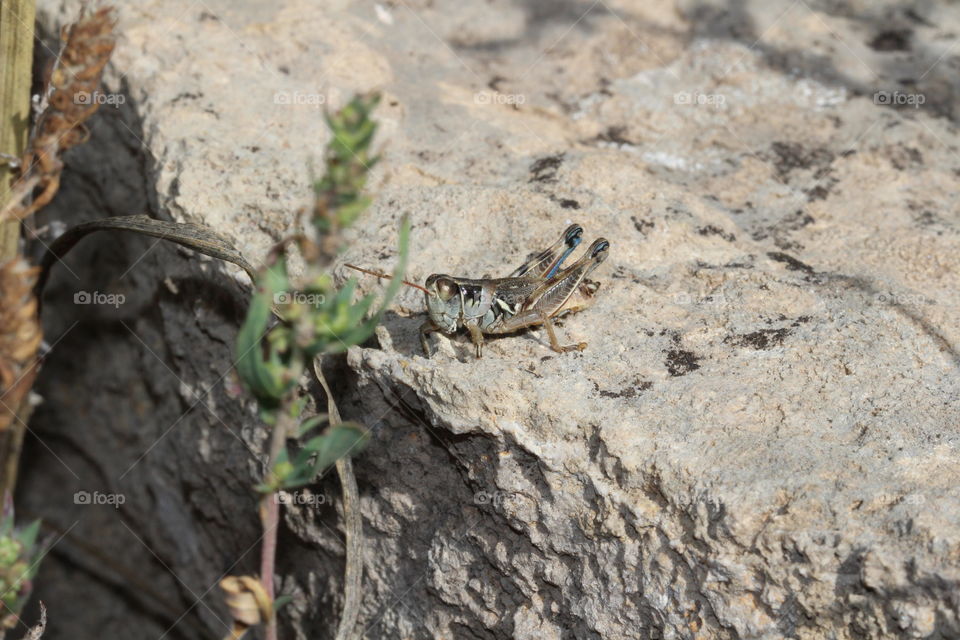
[14,520,39,551]
[281,423,369,489]
[296,414,328,437]
[235,260,300,407]
[324,215,411,353]
[309,423,369,475]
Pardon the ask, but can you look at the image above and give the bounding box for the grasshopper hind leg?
[493,307,587,353]
[508,223,583,279]
[496,238,609,354]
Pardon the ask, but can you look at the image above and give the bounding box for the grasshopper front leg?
[467,323,485,358]
[419,320,438,356]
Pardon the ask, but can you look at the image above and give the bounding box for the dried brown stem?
[1,7,116,223]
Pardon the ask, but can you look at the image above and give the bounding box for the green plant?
[0,496,43,632]
[225,93,406,640]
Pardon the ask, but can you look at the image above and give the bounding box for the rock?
[23,0,960,638]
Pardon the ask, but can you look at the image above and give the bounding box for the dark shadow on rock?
[822,273,960,369]
[313,364,593,639]
[450,0,600,52]
[680,0,960,121]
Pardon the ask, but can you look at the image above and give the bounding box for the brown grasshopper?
[347,223,609,358]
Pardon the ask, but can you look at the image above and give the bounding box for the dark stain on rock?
[559,198,580,209]
[769,142,835,182]
[784,209,815,231]
[905,9,933,27]
[595,380,653,399]
[632,216,654,235]
[665,349,701,377]
[726,328,791,350]
[529,153,564,183]
[697,224,736,242]
[806,184,833,201]
[889,146,923,171]
[171,91,203,104]
[869,30,911,52]
[913,209,939,226]
[752,209,816,250]
[611,266,629,279]
[767,251,816,276]
[769,142,823,174]
[593,125,638,146]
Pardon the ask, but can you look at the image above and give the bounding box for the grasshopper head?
[424,274,460,332]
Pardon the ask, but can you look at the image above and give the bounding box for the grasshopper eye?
[425,274,456,300]
[435,278,457,301]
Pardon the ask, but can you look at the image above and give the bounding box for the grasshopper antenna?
[344,263,433,295]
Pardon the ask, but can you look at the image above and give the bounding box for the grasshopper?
[347,224,609,358]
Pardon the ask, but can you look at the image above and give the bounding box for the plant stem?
[259,408,291,640]
[259,493,279,640]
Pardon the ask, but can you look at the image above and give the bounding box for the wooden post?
[0,0,35,258]
[0,0,35,496]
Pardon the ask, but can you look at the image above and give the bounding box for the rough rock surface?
[20,0,960,639]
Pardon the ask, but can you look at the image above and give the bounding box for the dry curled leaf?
[0,257,41,432]
[219,575,272,640]
[36,214,257,296]
[20,602,46,640]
